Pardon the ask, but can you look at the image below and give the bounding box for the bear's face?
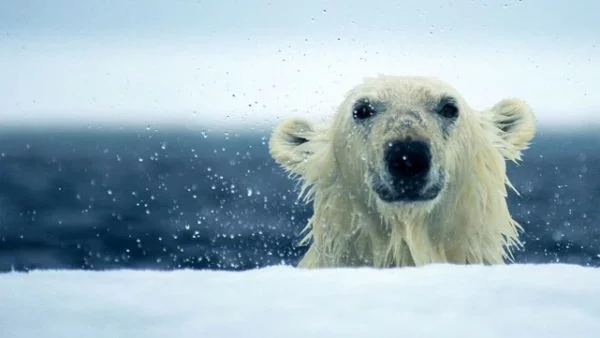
[330,76,467,205]
[269,75,535,215]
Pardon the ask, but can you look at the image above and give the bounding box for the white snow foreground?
[1,264,599,338]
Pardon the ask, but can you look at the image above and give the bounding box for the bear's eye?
[438,101,459,119]
[352,98,378,120]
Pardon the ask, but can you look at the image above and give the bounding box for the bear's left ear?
[487,98,536,161]
[269,118,331,178]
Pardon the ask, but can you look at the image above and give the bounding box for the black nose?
[385,140,431,180]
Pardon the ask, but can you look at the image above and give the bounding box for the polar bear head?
[269,75,536,267]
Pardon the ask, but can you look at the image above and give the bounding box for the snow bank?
[1,264,599,338]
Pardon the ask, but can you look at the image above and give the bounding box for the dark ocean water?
[0,127,598,271]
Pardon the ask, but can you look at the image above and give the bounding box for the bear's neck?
[298,174,519,268]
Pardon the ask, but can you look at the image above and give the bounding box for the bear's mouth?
[369,169,445,203]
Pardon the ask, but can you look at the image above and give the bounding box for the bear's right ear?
[487,98,536,161]
[269,118,330,177]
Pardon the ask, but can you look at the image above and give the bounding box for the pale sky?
[0,0,599,128]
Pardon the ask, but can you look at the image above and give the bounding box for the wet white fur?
[269,75,536,268]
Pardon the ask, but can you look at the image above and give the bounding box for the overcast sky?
[0,0,599,128]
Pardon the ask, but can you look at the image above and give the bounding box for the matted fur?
[269,75,536,268]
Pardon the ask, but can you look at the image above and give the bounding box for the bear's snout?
[373,139,442,202]
[384,140,431,181]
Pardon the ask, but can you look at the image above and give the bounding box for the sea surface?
[0,127,598,271]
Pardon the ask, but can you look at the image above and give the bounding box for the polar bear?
[269,75,536,268]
